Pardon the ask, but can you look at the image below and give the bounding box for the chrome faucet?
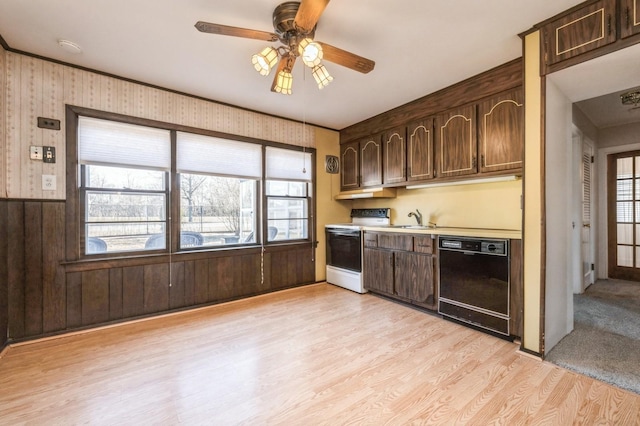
[408,209,423,225]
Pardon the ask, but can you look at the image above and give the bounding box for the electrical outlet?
[30,146,43,160]
[42,175,56,191]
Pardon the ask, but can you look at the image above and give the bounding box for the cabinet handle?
[472,157,477,169]
[626,7,630,29]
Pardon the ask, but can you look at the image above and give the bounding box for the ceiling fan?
[195,0,375,95]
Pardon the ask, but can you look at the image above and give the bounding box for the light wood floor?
[1,283,639,425]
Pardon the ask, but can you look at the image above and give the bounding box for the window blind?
[78,117,171,170]
[176,132,262,179]
[265,146,312,182]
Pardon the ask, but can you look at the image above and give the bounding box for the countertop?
[363,226,522,240]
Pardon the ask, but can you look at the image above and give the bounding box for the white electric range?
[325,208,391,293]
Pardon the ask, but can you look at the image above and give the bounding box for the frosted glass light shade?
[312,64,333,89]
[298,38,323,67]
[251,47,278,76]
[274,70,293,95]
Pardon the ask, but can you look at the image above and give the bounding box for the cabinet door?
[544,0,616,65]
[340,141,359,191]
[478,88,524,173]
[363,248,394,294]
[436,104,477,178]
[383,127,406,184]
[621,0,640,38]
[407,118,434,182]
[360,136,383,187]
[394,251,433,303]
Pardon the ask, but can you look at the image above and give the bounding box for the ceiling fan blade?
[271,55,297,93]
[294,0,330,33]
[195,21,278,42]
[318,42,375,74]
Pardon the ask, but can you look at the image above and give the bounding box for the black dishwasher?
[438,236,510,336]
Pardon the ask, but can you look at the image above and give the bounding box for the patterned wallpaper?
[0,45,5,198]
[2,51,316,200]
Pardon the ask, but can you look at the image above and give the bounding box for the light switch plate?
[42,175,56,191]
[30,146,43,160]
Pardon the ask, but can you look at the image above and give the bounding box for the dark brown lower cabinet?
[363,248,394,294]
[394,251,434,304]
[363,232,437,310]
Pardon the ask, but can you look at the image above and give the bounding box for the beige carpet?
[546,279,640,394]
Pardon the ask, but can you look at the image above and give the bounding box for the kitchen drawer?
[413,235,434,254]
[378,233,413,251]
[364,232,378,248]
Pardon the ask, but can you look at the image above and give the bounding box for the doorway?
[544,43,640,355]
[607,150,640,281]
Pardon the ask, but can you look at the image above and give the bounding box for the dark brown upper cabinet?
[543,0,617,65]
[478,88,524,174]
[407,118,435,182]
[340,141,359,191]
[383,127,407,185]
[360,135,383,187]
[436,104,477,178]
[621,0,640,38]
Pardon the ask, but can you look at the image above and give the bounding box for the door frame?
[597,142,640,279]
[573,127,596,293]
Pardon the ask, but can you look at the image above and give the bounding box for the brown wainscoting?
[3,200,316,342]
[0,200,9,349]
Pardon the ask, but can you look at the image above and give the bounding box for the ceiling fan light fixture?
[621,90,640,107]
[298,37,323,67]
[312,64,333,89]
[273,70,293,95]
[251,46,279,76]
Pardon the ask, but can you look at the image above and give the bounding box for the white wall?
[544,78,574,353]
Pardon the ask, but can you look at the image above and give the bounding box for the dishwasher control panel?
[439,236,507,256]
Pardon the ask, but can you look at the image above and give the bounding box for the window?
[179,174,257,246]
[265,147,313,242]
[177,132,262,248]
[78,117,171,255]
[71,110,314,257]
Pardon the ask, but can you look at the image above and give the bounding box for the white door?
[581,139,595,290]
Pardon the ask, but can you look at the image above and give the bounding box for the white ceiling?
[548,43,640,129]
[0,0,586,130]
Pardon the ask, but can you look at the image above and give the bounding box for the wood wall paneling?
[7,202,25,338]
[42,202,66,333]
[0,202,8,346]
[122,266,144,318]
[183,260,196,306]
[66,271,82,329]
[169,261,186,310]
[143,264,170,314]
[194,259,209,304]
[5,198,315,340]
[109,268,124,321]
[81,269,110,326]
[24,202,43,336]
